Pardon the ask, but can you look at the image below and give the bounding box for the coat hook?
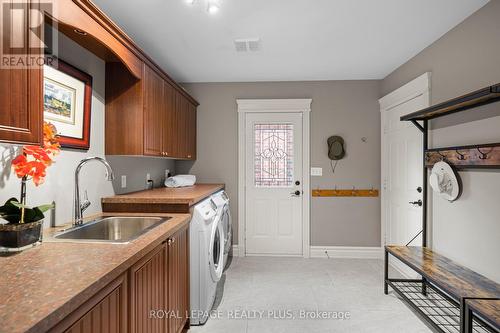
[437,151,446,160]
[456,149,466,160]
[477,147,492,160]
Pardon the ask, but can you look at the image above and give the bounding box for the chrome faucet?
[73,157,115,225]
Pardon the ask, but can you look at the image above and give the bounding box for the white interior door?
[381,81,429,276]
[383,98,424,245]
[245,112,303,255]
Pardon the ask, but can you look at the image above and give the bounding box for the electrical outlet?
[121,175,127,188]
[146,173,151,182]
[311,167,323,176]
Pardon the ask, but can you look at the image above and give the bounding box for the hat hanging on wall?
[327,136,345,160]
[429,161,462,202]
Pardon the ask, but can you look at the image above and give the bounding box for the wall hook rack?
[312,188,379,198]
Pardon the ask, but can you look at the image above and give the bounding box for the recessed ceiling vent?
[234,38,261,52]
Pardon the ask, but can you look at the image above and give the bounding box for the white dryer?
[211,190,232,269]
[190,197,225,325]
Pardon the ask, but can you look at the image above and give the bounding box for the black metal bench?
[384,246,500,333]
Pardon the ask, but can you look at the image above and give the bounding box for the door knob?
[295,181,301,186]
[291,190,301,197]
[409,200,423,207]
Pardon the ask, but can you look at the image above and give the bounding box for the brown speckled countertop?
[101,184,224,206]
[0,212,190,333]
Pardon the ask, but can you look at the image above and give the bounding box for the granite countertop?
[0,212,191,333]
[101,183,224,206]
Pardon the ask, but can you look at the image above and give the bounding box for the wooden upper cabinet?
[105,64,197,159]
[0,0,198,153]
[172,90,197,160]
[0,0,43,146]
[143,65,164,156]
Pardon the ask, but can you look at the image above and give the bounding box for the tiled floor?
[189,256,434,333]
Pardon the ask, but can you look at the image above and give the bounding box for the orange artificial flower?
[12,122,61,186]
[43,122,61,154]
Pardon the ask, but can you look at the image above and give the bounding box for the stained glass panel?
[254,123,293,187]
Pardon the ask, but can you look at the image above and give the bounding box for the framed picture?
[43,59,92,150]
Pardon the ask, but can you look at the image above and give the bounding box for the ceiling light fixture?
[207,0,219,14]
[185,0,220,14]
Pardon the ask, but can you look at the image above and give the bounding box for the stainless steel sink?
[53,216,171,243]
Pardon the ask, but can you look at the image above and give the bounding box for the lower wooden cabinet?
[51,225,189,333]
[49,274,128,333]
[130,225,190,333]
[167,226,190,333]
[130,243,166,333]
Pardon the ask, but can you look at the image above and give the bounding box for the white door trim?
[379,73,431,249]
[237,99,312,258]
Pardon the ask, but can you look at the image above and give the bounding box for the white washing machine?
[211,190,232,269]
[190,197,225,326]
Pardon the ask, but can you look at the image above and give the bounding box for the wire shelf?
[391,281,495,333]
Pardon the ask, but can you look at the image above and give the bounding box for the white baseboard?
[231,245,239,257]
[231,245,383,259]
[310,246,383,259]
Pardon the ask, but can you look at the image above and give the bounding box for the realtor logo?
[1,0,57,68]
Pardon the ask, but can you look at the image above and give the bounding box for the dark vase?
[0,219,43,250]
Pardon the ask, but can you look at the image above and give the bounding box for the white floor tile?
[189,257,434,333]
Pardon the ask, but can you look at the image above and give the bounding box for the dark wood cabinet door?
[186,102,197,160]
[166,225,189,333]
[171,91,196,160]
[130,244,166,333]
[162,82,175,158]
[172,90,185,159]
[0,0,43,146]
[143,65,163,156]
[49,274,127,333]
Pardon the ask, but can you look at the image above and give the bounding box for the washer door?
[222,204,232,252]
[209,214,225,282]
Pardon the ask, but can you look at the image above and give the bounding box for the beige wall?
[177,80,381,247]
[382,0,500,282]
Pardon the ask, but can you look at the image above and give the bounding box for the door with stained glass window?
[245,112,303,255]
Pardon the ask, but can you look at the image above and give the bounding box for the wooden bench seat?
[385,246,500,300]
[384,246,500,333]
[465,299,500,332]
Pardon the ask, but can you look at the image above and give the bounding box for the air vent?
[234,38,261,52]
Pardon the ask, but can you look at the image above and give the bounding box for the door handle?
[409,200,422,207]
[291,190,301,197]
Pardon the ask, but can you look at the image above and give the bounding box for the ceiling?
[92,0,488,83]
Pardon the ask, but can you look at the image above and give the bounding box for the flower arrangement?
[0,122,60,225]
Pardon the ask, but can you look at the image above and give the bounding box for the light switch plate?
[311,167,322,176]
[121,175,127,188]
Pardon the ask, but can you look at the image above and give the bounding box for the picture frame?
[43,59,92,150]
